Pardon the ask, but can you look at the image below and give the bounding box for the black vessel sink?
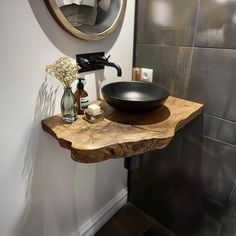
[101,81,169,112]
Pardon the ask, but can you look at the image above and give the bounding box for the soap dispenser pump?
[74,78,89,114]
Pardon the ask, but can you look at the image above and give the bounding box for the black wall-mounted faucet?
[76,52,122,77]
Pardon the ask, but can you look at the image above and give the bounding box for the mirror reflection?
[57,0,121,34]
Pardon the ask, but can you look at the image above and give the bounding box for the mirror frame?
[44,0,127,41]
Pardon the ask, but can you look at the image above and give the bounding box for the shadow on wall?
[22,77,58,200]
[14,77,123,236]
[28,0,123,57]
[13,78,80,236]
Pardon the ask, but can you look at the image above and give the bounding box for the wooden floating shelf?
[41,97,203,163]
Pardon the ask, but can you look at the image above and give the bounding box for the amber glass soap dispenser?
[74,78,89,114]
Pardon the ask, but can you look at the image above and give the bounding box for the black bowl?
[101,81,169,112]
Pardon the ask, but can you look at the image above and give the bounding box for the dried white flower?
[46,56,81,87]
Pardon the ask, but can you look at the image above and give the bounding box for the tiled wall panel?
[130,0,236,235]
[135,44,192,98]
[195,0,236,49]
[143,0,198,46]
[188,48,236,121]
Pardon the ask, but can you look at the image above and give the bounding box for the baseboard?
[77,188,128,236]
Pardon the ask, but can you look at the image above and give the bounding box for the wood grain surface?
[41,97,203,163]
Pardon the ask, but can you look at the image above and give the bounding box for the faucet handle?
[105,55,111,61]
[93,54,110,62]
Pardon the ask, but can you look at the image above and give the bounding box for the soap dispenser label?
[80,96,89,110]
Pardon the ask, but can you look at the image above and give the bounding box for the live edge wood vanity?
[41,96,203,163]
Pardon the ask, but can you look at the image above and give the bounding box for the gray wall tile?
[135,44,192,98]
[185,51,207,104]
[129,131,183,200]
[184,114,236,146]
[134,44,142,66]
[203,114,236,146]
[143,0,198,46]
[130,132,225,236]
[132,0,236,234]
[229,184,236,209]
[218,185,236,236]
[187,47,236,122]
[218,209,236,236]
[181,133,236,203]
[142,130,183,180]
[183,114,204,137]
[196,0,236,49]
[135,0,145,44]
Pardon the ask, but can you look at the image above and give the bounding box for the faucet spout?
[76,52,122,77]
[94,59,122,77]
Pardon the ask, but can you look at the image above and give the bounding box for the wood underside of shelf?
[41,96,203,163]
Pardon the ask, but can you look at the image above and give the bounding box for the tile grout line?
[136,43,236,51]
[206,113,236,124]
[186,130,236,149]
[202,134,236,149]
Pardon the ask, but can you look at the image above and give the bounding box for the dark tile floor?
[95,203,176,236]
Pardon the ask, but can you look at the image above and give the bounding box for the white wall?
[0,1,135,235]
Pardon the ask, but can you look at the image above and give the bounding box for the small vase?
[61,87,78,123]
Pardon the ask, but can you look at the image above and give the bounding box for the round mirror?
[44,0,127,41]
